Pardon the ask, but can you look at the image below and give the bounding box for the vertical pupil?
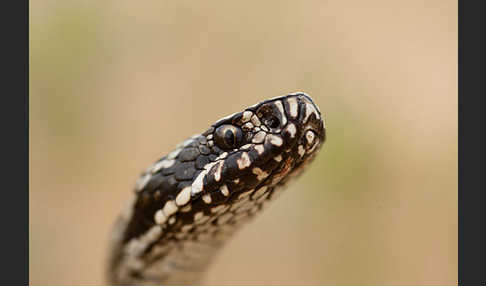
[224,130,235,146]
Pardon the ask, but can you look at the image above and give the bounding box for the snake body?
[109,92,326,286]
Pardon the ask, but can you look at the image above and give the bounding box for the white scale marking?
[242,122,254,131]
[125,225,162,256]
[220,185,230,196]
[202,194,212,204]
[254,144,265,155]
[176,186,192,206]
[191,161,219,195]
[267,134,283,147]
[241,144,252,150]
[163,200,178,217]
[252,131,266,143]
[274,100,287,126]
[236,152,251,169]
[251,115,261,126]
[242,111,253,122]
[285,123,297,138]
[286,97,299,118]
[154,209,167,224]
[252,167,269,180]
[215,152,228,161]
[305,130,316,146]
[298,145,306,157]
[214,161,224,182]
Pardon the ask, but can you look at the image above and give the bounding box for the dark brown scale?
[176,202,206,225]
[122,198,157,243]
[178,147,200,162]
[210,145,223,154]
[160,175,178,193]
[161,163,176,176]
[145,173,167,192]
[234,172,261,191]
[218,152,245,179]
[224,178,246,194]
[174,162,196,181]
[198,145,211,155]
[197,136,207,145]
[199,174,222,195]
[195,155,210,169]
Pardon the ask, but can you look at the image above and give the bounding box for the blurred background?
[30,1,457,285]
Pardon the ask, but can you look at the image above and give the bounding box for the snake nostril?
[267,116,280,129]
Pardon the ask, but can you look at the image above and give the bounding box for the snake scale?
[109,92,326,286]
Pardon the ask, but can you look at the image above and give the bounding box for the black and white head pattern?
[110,92,325,285]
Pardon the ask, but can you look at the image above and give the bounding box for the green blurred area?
[30,1,457,286]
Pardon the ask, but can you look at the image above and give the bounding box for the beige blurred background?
[30,1,457,286]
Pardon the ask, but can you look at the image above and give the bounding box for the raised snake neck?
[109,92,326,286]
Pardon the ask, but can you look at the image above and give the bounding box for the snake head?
[128,92,326,232]
[113,92,325,285]
[196,92,326,197]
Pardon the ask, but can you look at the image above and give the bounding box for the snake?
[108,92,326,286]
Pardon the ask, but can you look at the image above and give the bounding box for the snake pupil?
[224,130,235,146]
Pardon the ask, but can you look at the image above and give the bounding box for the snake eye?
[214,125,243,150]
